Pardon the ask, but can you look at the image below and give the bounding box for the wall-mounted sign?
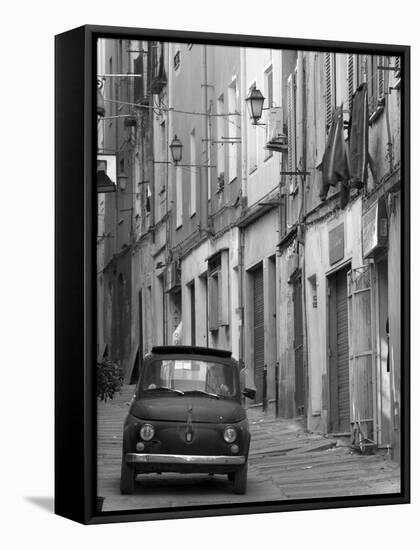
[362,198,388,258]
[329,223,345,265]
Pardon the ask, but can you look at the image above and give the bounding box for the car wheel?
[227,472,234,481]
[120,460,136,494]
[232,463,247,494]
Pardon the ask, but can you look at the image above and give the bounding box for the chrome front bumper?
[125,453,246,465]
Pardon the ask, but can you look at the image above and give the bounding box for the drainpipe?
[238,46,247,378]
[201,44,209,233]
[297,51,309,422]
[384,59,394,173]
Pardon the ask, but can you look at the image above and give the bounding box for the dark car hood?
[130,394,246,423]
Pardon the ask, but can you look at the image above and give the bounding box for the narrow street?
[97,386,400,512]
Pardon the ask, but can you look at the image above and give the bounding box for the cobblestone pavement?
[97,386,400,512]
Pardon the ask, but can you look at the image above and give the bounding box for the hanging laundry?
[348,83,369,189]
[318,105,349,202]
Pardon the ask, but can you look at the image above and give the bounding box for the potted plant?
[97,359,124,402]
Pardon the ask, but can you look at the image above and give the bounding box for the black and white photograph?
[95,36,405,513]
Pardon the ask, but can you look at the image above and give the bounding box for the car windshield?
[140,359,238,397]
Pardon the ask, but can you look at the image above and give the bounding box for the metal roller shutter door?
[253,267,264,403]
[336,270,350,432]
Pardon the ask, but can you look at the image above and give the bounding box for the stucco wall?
[304,198,363,432]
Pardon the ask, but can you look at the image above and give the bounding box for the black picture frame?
[55,24,410,525]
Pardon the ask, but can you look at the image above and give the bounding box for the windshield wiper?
[184,390,220,399]
[145,386,184,395]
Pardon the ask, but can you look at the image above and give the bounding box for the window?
[264,66,274,159]
[217,94,225,185]
[176,166,182,228]
[189,129,197,216]
[108,57,114,119]
[133,54,144,103]
[324,53,348,129]
[227,78,239,183]
[347,54,364,110]
[207,250,229,331]
[141,359,238,396]
[324,52,336,129]
[174,50,180,70]
[188,281,196,346]
[366,55,385,118]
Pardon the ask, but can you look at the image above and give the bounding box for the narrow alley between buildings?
[97,386,400,512]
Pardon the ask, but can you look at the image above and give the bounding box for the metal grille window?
[207,250,229,331]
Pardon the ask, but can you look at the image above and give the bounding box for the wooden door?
[293,276,305,416]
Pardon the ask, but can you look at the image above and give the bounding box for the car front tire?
[232,463,248,494]
[120,459,136,494]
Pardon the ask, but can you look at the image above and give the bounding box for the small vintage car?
[120,345,256,495]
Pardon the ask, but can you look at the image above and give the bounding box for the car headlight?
[140,423,155,441]
[223,426,237,443]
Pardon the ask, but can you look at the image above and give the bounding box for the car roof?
[150,345,232,359]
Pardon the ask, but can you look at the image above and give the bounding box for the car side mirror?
[242,387,256,400]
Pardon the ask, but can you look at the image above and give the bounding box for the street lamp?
[245,87,265,125]
[170,135,183,165]
[97,80,105,118]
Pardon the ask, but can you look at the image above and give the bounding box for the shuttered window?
[394,55,401,78]
[190,129,196,216]
[207,250,229,331]
[347,54,354,110]
[325,52,336,129]
[133,54,144,103]
[367,55,385,117]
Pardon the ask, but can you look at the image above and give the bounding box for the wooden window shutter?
[347,266,375,442]
[394,55,401,78]
[208,274,219,331]
[347,54,355,110]
[325,52,336,129]
[377,56,384,99]
[133,55,144,103]
[287,73,297,193]
[219,250,229,326]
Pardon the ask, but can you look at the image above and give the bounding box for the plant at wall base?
[97,359,124,401]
